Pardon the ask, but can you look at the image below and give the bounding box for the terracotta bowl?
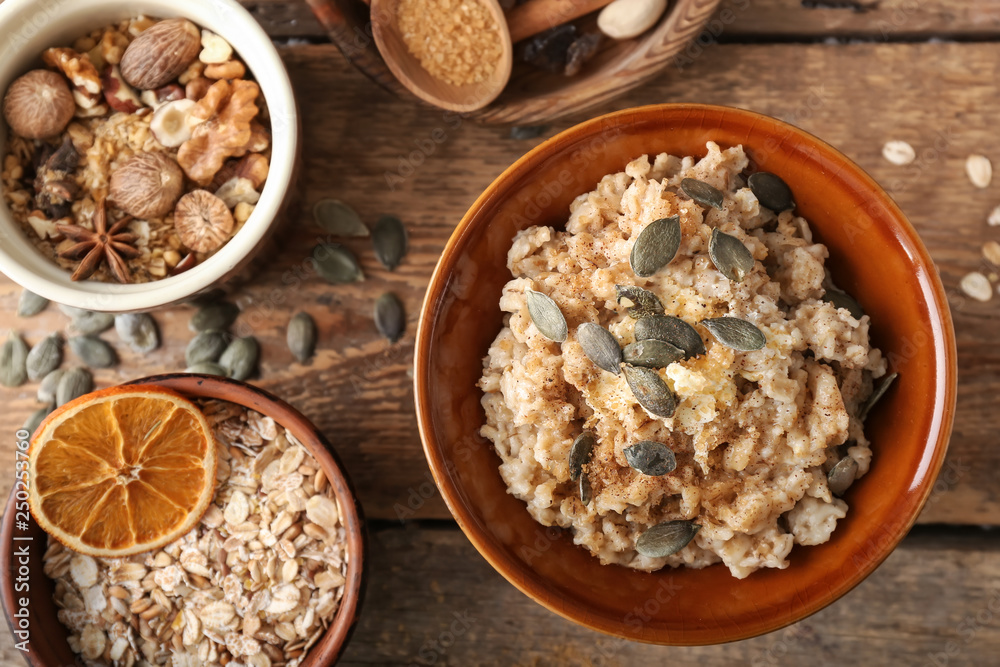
[0,374,366,665]
[414,104,957,644]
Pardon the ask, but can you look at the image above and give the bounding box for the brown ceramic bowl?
[0,374,366,665]
[414,104,957,644]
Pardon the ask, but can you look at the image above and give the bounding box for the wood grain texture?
[1,41,998,525]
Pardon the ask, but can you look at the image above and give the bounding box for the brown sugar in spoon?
[370,0,615,112]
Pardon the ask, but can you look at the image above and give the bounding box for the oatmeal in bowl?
[479,141,895,579]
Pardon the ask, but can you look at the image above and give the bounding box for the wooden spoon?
[370,0,615,112]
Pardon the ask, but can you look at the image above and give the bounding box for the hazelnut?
[174,189,234,252]
[150,99,200,147]
[120,18,201,90]
[109,152,185,219]
[2,70,75,139]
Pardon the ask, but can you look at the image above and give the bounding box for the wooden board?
[1,40,998,525]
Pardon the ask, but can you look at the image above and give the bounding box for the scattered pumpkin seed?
[860,372,898,421]
[60,306,114,336]
[630,216,681,278]
[0,331,28,387]
[577,323,622,374]
[26,333,62,381]
[614,285,663,318]
[56,368,92,407]
[526,290,567,342]
[680,178,724,210]
[69,335,117,368]
[374,293,405,343]
[287,312,318,362]
[828,456,859,496]
[636,520,700,558]
[190,301,239,333]
[185,362,228,377]
[313,199,369,237]
[748,172,794,212]
[219,337,259,381]
[823,288,864,320]
[709,228,755,282]
[622,339,684,369]
[186,331,229,367]
[634,315,705,358]
[623,441,677,476]
[37,369,65,405]
[569,432,595,482]
[313,243,364,284]
[700,317,766,351]
[23,406,51,435]
[622,364,677,418]
[372,215,408,271]
[115,313,160,354]
[17,289,49,317]
[579,474,593,505]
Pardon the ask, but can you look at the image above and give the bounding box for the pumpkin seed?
[115,313,159,354]
[579,474,593,505]
[828,456,858,496]
[526,290,567,343]
[287,312,318,362]
[313,199,369,237]
[680,178,724,210]
[823,288,864,320]
[23,406,51,436]
[709,228,754,282]
[623,441,677,476]
[69,335,117,368]
[0,331,28,387]
[186,331,229,366]
[26,333,62,381]
[219,337,259,381]
[60,306,114,336]
[860,372,898,421]
[374,293,405,343]
[313,243,364,284]
[622,364,677,418]
[634,315,705,358]
[569,432,595,482]
[700,317,766,351]
[577,323,622,374]
[185,362,228,377]
[17,289,49,317]
[630,216,681,278]
[748,172,794,212]
[56,368,93,406]
[614,285,663,318]
[622,339,684,369]
[38,369,65,405]
[190,301,239,333]
[636,520,700,558]
[372,215,408,271]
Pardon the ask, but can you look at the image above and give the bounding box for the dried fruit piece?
[630,216,681,277]
[2,70,75,139]
[564,33,601,76]
[374,293,405,343]
[569,432,595,482]
[525,290,567,343]
[622,364,676,418]
[174,190,234,252]
[150,99,200,147]
[27,385,217,557]
[577,323,622,374]
[110,152,185,219]
[120,18,201,89]
[636,520,699,558]
[287,312,317,363]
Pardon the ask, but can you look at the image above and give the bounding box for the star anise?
[57,198,140,283]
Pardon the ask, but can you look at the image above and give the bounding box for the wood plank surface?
[243,0,1000,40]
[1,41,999,524]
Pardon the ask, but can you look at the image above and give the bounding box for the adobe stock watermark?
[408,609,477,666]
[394,433,480,522]
[673,0,751,72]
[927,589,1000,666]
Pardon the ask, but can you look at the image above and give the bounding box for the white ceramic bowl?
[0,0,298,312]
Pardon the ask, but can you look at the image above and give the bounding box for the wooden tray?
[304,0,723,125]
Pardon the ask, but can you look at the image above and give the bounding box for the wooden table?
[2,0,1000,663]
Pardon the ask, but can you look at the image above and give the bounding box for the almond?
[120,18,201,90]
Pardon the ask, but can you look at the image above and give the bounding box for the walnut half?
[176,79,260,186]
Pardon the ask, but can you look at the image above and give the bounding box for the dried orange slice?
[27,385,217,557]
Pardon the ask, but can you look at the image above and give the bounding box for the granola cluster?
[1,16,271,283]
[43,401,349,667]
